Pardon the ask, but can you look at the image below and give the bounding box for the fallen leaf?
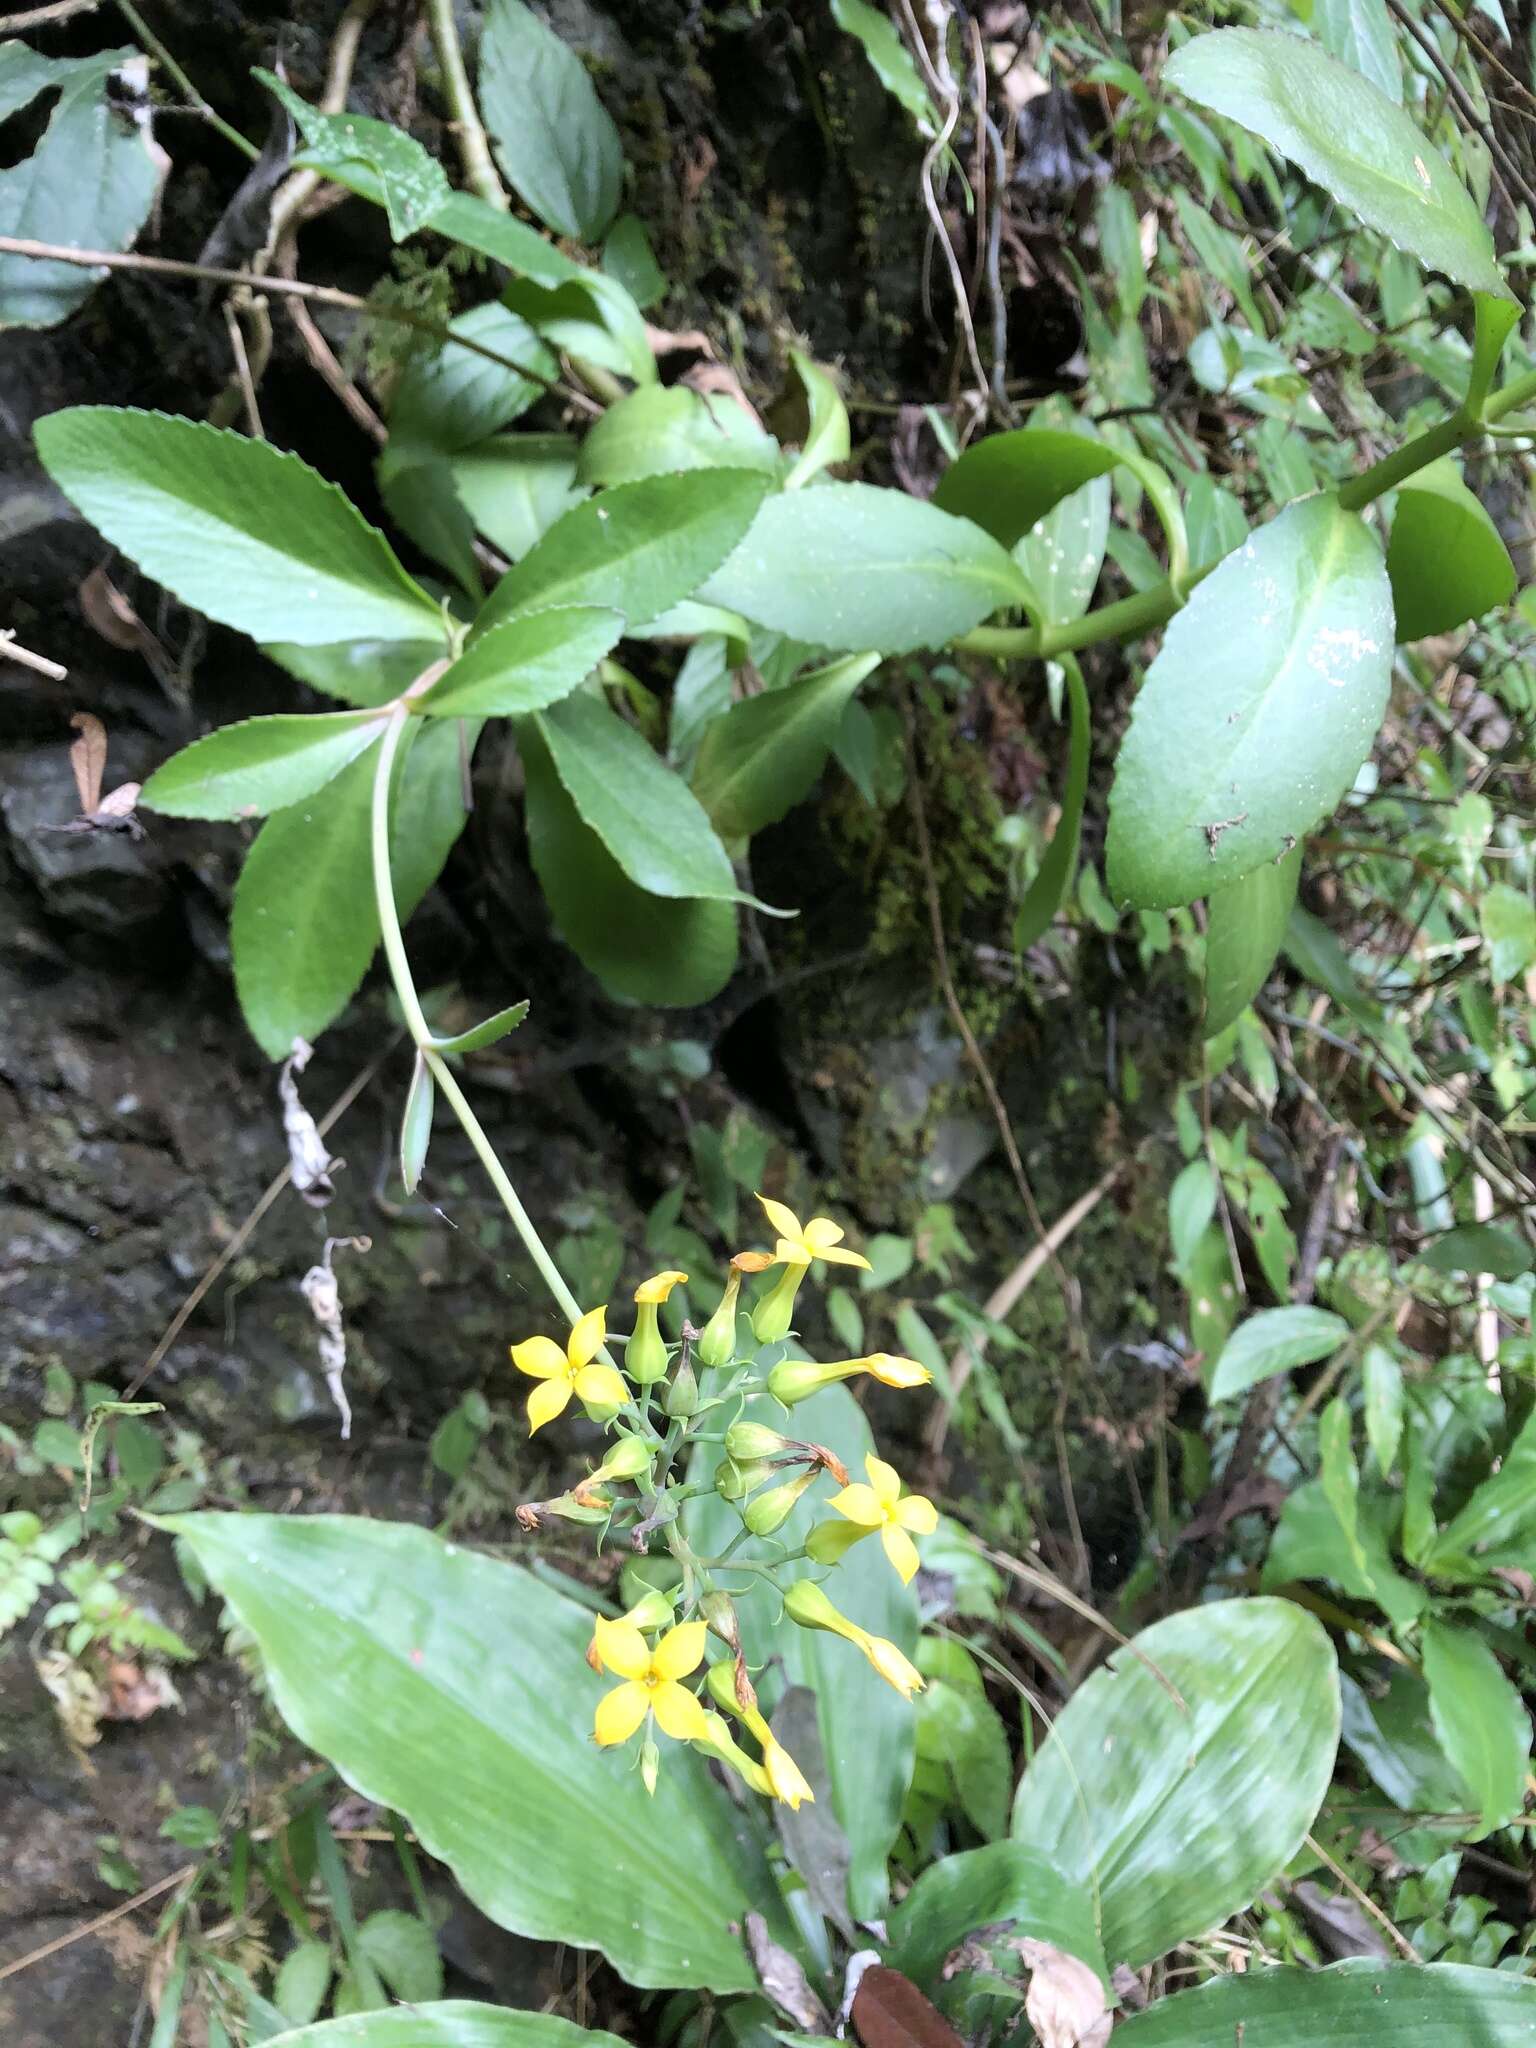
[746,1909,830,2032]
[1021,1939,1110,2048]
[852,1964,964,2048]
[69,711,107,814]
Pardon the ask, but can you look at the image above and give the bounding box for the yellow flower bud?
[767,1352,932,1406]
[693,1711,772,1797]
[783,1579,846,1632]
[743,1468,817,1535]
[635,1270,688,1305]
[782,1579,924,1699]
[863,1635,925,1700]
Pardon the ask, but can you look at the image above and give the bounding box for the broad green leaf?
[519,719,738,1005]
[535,694,743,902]
[1420,1223,1533,1281]
[163,1512,778,1990]
[35,409,442,647]
[1106,495,1392,909]
[933,429,1119,551]
[479,0,623,242]
[1016,459,1111,626]
[577,387,779,487]
[702,483,1027,654]
[887,1843,1106,1992]
[1096,184,1147,320]
[1421,1620,1530,1835]
[478,471,772,636]
[1168,1159,1218,1274]
[830,0,939,135]
[431,191,585,288]
[1340,1668,1472,1813]
[258,72,451,239]
[268,2008,628,2048]
[1313,0,1401,103]
[691,653,881,840]
[1387,460,1515,640]
[601,214,666,310]
[451,435,586,561]
[382,460,481,597]
[1013,658,1090,951]
[1318,1398,1370,1582]
[1470,293,1520,411]
[1113,1960,1536,2046]
[1011,1598,1339,1969]
[391,715,480,922]
[1421,1405,1536,1577]
[1203,845,1302,1038]
[432,1002,529,1055]
[1164,30,1511,301]
[1362,1343,1404,1473]
[264,639,444,710]
[274,1941,332,2026]
[416,609,622,719]
[141,714,387,821]
[230,746,381,1060]
[1480,882,1536,982]
[500,272,656,388]
[386,304,556,462]
[688,1386,918,1920]
[0,44,162,329]
[1207,1305,1348,1400]
[784,350,851,490]
[1263,1479,1425,1629]
[668,634,735,768]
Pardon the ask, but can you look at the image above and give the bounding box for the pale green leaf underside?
[701,482,1029,654]
[1165,29,1511,300]
[1012,1598,1339,1969]
[1107,495,1393,909]
[141,713,386,821]
[35,408,442,646]
[163,1512,778,1990]
[1115,1960,1536,2045]
[268,2007,628,2048]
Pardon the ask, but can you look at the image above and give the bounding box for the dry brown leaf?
[851,1964,964,2048]
[746,1909,830,2032]
[1021,1939,1110,2048]
[69,710,107,814]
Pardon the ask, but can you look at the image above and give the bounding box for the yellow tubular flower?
[756,1195,873,1271]
[635,1270,689,1305]
[511,1308,628,1433]
[694,1711,773,1797]
[703,1661,816,1809]
[828,1453,939,1586]
[782,1579,925,1700]
[593,1618,712,1746]
[767,1351,932,1407]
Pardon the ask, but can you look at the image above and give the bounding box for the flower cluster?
[509,1197,934,1804]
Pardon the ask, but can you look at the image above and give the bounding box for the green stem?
[1336,409,1468,511]
[369,713,587,1331]
[425,0,509,210]
[115,0,260,161]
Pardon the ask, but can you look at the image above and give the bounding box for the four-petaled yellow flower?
[592,1617,712,1746]
[757,1195,872,1271]
[829,1453,938,1586]
[511,1307,628,1434]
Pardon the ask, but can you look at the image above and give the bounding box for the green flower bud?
[783,1578,845,1632]
[587,1434,655,1487]
[744,1469,816,1535]
[805,1517,871,1566]
[715,1456,773,1502]
[626,1303,670,1386]
[662,1358,698,1418]
[641,1736,660,1798]
[696,1253,772,1368]
[701,1590,741,1650]
[766,1356,836,1407]
[725,1420,792,1462]
[751,1263,806,1345]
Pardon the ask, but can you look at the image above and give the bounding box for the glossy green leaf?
[1207,1305,1348,1401]
[417,609,622,719]
[601,214,666,310]
[142,714,387,822]
[692,653,881,840]
[1263,1479,1426,1629]
[1421,1406,1536,1579]
[478,470,772,636]
[1114,1960,1536,2045]
[269,2009,628,2048]
[1312,0,1401,101]
[933,430,1119,551]
[1164,30,1511,301]
[702,483,1026,654]
[1107,495,1392,908]
[1011,1598,1339,1969]
[1420,1223,1533,1281]
[230,746,381,1060]
[1480,882,1536,983]
[1014,659,1090,951]
[1016,460,1111,625]
[479,0,623,242]
[1169,1160,1218,1274]
[577,386,779,486]
[887,1843,1106,1992]
[1387,460,1515,641]
[259,72,451,239]
[535,694,743,902]
[689,1387,918,1920]
[387,303,556,461]
[1203,845,1302,1038]
[432,1003,529,1056]
[273,1941,331,2027]
[430,190,585,287]
[1470,293,1520,412]
[163,1512,777,1990]
[519,718,738,1005]
[830,0,938,134]
[399,1053,433,1194]
[784,350,851,489]
[1421,1620,1530,1836]
[1340,1667,1473,1814]
[0,44,162,329]
[500,271,655,388]
[451,435,586,562]
[35,409,442,646]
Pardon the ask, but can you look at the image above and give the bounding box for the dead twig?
[1,631,68,682]
[5,0,101,29]
[0,1865,196,1985]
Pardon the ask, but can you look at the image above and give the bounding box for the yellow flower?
[511,1307,628,1433]
[704,1662,816,1809]
[828,1454,938,1586]
[593,1617,712,1746]
[694,1711,773,1797]
[635,1270,688,1304]
[585,1589,674,1672]
[757,1195,872,1271]
[782,1579,925,1700]
[767,1351,932,1406]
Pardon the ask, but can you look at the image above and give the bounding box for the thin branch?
[4,0,101,28]
[0,1866,196,1985]
[114,0,259,161]
[425,0,510,211]
[0,235,599,413]
[1,630,68,682]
